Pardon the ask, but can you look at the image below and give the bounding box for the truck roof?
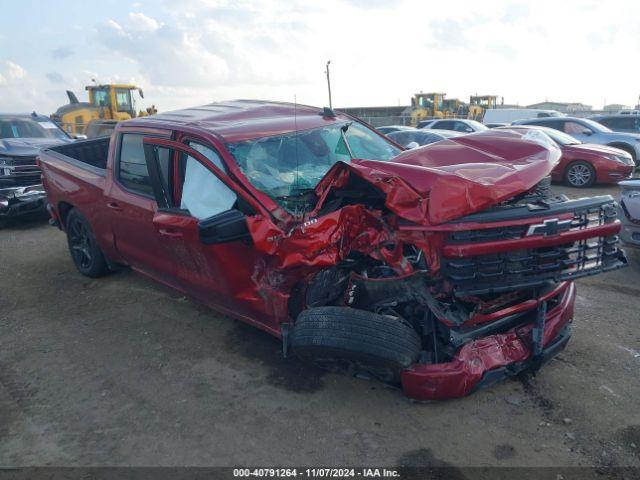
[125,100,351,143]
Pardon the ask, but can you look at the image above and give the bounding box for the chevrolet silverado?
[38,100,627,400]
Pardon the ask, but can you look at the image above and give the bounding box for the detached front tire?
[290,307,421,383]
[66,208,109,278]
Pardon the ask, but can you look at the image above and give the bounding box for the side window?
[435,121,454,130]
[118,134,154,196]
[563,121,591,134]
[452,121,471,132]
[179,142,238,220]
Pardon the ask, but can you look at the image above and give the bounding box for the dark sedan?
[376,125,414,135]
[590,114,640,134]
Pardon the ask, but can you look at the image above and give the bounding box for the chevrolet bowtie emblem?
[526,218,573,236]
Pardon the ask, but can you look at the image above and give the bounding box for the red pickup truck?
[39,100,627,400]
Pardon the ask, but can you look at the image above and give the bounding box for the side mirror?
[405,141,420,149]
[465,127,474,133]
[73,134,88,140]
[583,130,593,136]
[198,209,250,244]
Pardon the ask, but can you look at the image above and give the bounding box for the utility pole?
[325,60,332,109]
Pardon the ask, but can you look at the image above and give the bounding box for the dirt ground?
[1,183,639,471]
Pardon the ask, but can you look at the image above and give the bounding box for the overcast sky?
[1,0,639,114]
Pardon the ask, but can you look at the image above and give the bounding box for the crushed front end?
[400,193,626,400]
[0,154,47,219]
[246,130,627,400]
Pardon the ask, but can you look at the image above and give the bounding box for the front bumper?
[0,184,47,219]
[401,281,576,400]
[619,201,640,247]
[598,163,634,183]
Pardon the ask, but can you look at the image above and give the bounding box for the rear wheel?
[290,307,421,383]
[66,208,109,278]
[564,161,595,188]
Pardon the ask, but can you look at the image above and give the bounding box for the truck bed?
[46,137,110,171]
[39,138,110,232]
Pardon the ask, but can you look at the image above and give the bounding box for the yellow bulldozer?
[52,83,157,138]
[467,95,499,121]
[410,93,474,126]
[410,92,446,126]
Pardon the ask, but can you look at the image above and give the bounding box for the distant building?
[603,104,631,112]
[526,101,592,113]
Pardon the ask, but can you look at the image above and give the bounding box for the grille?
[448,202,617,244]
[443,200,626,295]
[0,156,40,187]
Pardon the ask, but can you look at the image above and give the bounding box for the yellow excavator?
[468,95,499,121]
[410,92,446,126]
[52,83,157,138]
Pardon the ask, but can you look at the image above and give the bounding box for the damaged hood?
[315,129,561,225]
[0,137,72,157]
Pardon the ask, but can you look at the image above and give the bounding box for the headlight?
[0,193,9,209]
[613,155,634,165]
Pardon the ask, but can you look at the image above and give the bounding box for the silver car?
[387,128,462,148]
[514,117,640,167]
[619,179,640,247]
[417,118,489,133]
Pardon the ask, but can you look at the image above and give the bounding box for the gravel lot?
[1,183,639,471]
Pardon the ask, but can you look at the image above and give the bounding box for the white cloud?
[6,61,26,80]
[128,12,161,31]
[1,0,640,114]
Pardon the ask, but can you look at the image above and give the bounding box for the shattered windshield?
[228,122,401,200]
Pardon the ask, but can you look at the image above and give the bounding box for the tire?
[66,208,109,278]
[290,307,422,383]
[564,160,595,188]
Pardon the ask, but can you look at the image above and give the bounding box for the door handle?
[158,227,183,238]
[107,202,123,212]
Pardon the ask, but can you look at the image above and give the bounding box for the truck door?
[140,137,281,333]
[104,131,180,285]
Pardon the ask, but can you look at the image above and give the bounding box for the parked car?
[39,100,626,401]
[483,108,564,125]
[590,114,640,134]
[376,125,413,135]
[417,118,488,133]
[618,179,640,248]
[386,128,462,148]
[513,117,640,166]
[498,125,634,187]
[0,113,73,222]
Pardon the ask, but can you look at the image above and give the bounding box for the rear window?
[117,134,154,196]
